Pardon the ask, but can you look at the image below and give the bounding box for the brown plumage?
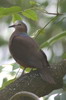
[9,21,55,84]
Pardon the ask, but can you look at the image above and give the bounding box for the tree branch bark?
[0,60,66,100]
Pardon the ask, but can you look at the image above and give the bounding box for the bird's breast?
[9,32,43,68]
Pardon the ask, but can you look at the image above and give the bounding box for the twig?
[34,0,63,39]
[22,6,63,16]
[57,0,60,15]
[35,16,58,39]
[45,12,63,16]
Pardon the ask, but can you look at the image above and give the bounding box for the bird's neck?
[15,29,27,33]
[13,30,28,37]
[15,27,27,33]
[9,31,28,44]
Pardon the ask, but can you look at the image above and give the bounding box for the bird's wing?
[10,34,43,68]
[40,50,49,67]
[10,34,55,84]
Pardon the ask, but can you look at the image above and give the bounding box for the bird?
[9,21,55,84]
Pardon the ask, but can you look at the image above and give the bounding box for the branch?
[0,60,66,100]
[57,0,59,15]
[35,16,58,39]
[10,91,39,100]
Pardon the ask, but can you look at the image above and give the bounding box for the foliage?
[40,31,66,48]
[0,6,38,20]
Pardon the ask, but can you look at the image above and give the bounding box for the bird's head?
[9,21,27,32]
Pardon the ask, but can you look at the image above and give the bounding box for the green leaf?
[0,37,8,46]
[29,1,37,6]
[0,78,16,90]
[62,53,66,59]
[32,28,45,38]
[9,71,16,76]
[0,66,4,72]
[12,63,20,70]
[25,68,36,72]
[12,14,22,22]
[25,68,31,72]
[22,9,38,20]
[40,31,66,48]
[0,6,22,18]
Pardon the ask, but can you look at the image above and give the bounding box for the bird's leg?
[30,68,33,72]
[22,67,26,75]
[15,68,21,78]
[15,67,26,78]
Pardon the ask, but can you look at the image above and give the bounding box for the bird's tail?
[39,67,55,84]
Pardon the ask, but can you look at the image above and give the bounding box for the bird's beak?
[9,24,15,28]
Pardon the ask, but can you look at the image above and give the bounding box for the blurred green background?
[0,0,66,100]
